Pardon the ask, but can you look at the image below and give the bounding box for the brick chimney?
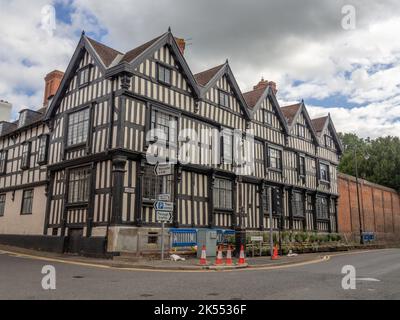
[175,37,186,55]
[268,81,278,95]
[253,78,278,94]
[253,77,269,90]
[43,70,64,107]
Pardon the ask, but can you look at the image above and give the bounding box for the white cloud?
[0,0,399,138]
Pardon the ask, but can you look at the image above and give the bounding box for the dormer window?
[157,64,171,85]
[218,90,230,108]
[78,65,92,87]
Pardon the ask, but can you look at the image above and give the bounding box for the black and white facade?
[0,30,343,255]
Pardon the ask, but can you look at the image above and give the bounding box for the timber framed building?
[0,30,343,255]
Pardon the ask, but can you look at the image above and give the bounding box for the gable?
[293,110,314,141]
[198,63,251,119]
[133,44,192,94]
[252,95,284,131]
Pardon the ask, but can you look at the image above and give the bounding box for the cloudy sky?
[1,0,400,138]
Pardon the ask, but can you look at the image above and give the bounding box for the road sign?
[158,193,170,201]
[154,163,173,176]
[154,201,174,212]
[156,211,172,222]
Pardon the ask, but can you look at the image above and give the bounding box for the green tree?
[338,133,400,191]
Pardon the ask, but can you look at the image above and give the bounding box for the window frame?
[324,134,334,149]
[20,189,34,215]
[213,177,233,211]
[263,109,274,126]
[66,107,91,149]
[292,191,305,218]
[0,149,7,175]
[78,65,92,88]
[316,196,329,220]
[157,63,172,86]
[0,194,5,217]
[296,123,306,138]
[267,146,283,172]
[21,142,31,170]
[221,128,233,165]
[67,166,91,205]
[319,162,330,183]
[37,134,49,165]
[298,154,306,180]
[218,90,230,109]
[142,165,173,202]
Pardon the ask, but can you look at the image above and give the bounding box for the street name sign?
[154,163,173,176]
[156,211,172,222]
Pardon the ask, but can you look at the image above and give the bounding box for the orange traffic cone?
[238,244,246,265]
[199,245,207,265]
[226,246,233,265]
[272,245,279,260]
[215,246,223,265]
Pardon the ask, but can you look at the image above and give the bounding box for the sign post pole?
[161,221,165,261]
[268,187,274,260]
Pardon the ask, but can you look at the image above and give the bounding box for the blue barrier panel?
[362,232,375,242]
[169,228,197,247]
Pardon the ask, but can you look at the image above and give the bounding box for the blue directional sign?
[154,201,174,212]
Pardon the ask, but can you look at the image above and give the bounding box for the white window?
[222,129,233,164]
[67,108,90,147]
[268,147,282,170]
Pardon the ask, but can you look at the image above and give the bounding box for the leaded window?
[319,163,330,182]
[268,147,282,170]
[157,64,171,85]
[325,134,334,149]
[21,189,33,215]
[292,192,304,217]
[297,123,306,138]
[79,66,91,87]
[316,197,329,219]
[150,110,176,144]
[0,150,7,174]
[38,135,49,164]
[222,129,233,164]
[68,167,91,204]
[142,165,172,201]
[0,194,5,216]
[67,108,90,147]
[213,178,233,210]
[218,90,230,108]
[299,155,306,177]
[263,109,273,126]
[21,142,31,170]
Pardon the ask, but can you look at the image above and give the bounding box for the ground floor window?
[316,196,329,219]
[21,189,33,215]
[142,165,173,201]
[292,192,304,217]
[0,194,5,216]
[68,167,91,204]
[213,178,233,210]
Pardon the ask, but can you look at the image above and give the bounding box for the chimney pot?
[43,70,64,107]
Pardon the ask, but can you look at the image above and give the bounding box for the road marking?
[0,249,330,273]
[356,278,380,282]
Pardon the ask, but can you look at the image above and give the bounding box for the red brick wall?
[338,173,400,243]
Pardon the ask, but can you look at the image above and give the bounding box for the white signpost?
[154,200,174,261]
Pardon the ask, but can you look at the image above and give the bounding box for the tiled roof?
[121,35,163,63]
[194,64,225,86]
[280,103,301,126]
[87,37,122,67]
[311,116,328,134]
[243,87,266,108]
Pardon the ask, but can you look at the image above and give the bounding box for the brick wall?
[338,173,400,244]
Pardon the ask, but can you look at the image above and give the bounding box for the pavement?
[0,244,328,270]
[0,246,399,299]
